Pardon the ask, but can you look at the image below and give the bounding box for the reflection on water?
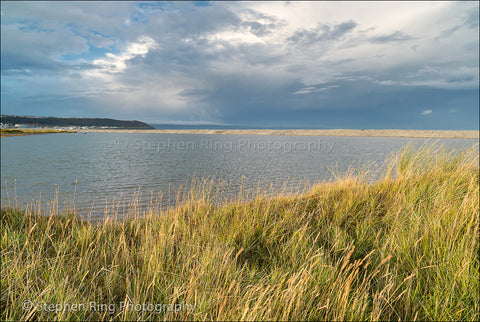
[1,133,476,220]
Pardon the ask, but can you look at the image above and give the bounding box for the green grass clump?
[1,143,478,321]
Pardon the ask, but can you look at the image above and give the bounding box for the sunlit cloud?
[86,36,157,78]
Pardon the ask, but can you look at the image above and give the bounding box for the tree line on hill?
[0,115,154,129]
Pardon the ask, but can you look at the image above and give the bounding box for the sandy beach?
[80,128,479,139]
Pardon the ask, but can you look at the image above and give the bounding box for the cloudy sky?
[1,1,478,129]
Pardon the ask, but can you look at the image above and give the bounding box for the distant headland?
[0,115,154,130]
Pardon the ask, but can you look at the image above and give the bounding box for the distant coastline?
[0,115,154,129]
[79,128,479,139]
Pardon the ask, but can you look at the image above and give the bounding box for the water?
[150,123,332,130]
[1,133,476,221]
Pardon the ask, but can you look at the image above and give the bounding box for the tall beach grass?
[1,142,478,321]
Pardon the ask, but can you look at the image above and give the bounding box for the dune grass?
[1,143,478,321]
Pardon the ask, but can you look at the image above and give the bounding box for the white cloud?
[421,109,433,115]
[292,85,340,95]
[86,36,157,77]
[378,80,394,86]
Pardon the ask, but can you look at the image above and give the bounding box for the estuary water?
[0,132,476,221]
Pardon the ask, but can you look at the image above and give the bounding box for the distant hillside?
[0,115,154,129]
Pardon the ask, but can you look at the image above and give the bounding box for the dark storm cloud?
[248,82,477,130]
[369,31,416,43]
[139,2,243,37]
[0,23,89,72]
[241,21,276,37]
[438,8,479,39]
[288,20,357,44]
[178,88,212,99]
[464,9,479,29]
[240,8,285,37]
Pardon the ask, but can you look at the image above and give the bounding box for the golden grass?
[1,142,478,321]
[0,129,76,137]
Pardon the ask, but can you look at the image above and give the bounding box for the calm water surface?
[1,133,476,220]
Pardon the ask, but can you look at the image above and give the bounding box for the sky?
[1,1,479,129]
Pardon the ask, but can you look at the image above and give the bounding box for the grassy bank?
[1,143,478,321]
[0,129,76,137]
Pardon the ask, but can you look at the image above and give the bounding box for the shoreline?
[2,128,478,139]
[80,128,479,139]
[0,129,76,137]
